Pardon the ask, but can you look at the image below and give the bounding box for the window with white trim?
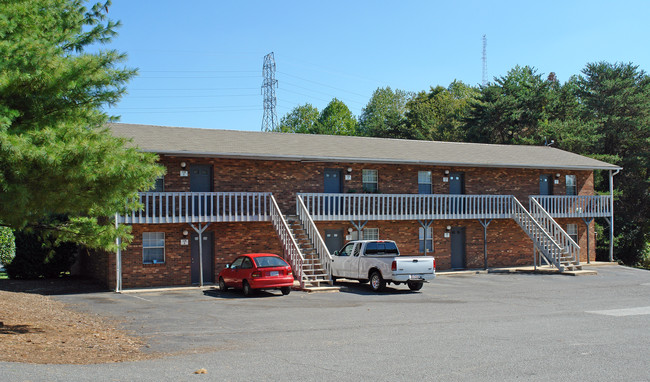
[418,171,432,194]
[566,175,576,196]
[419,226,433,253]
[360,228,379,240]
[143,232,165,264]
[567,224,578,244]
[362,169,378,193]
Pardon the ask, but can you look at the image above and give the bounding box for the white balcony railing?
[298,193,513,221]
[531,195,611,218]
[119,192,272,224]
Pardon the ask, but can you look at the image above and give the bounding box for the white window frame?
[565,175,577,196]
[143,232,165,264]
[356,228,379,240]
[418,171,432,194]
[419,226,434,253]
[567,224,578,244]
[362,169,378,193]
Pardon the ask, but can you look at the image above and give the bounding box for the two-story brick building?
[86,123,620,291]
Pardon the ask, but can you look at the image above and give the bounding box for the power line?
[277,71,368,98]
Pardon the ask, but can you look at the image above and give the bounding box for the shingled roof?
[109,123,620,171]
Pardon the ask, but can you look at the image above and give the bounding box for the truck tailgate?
[393,256,435,277]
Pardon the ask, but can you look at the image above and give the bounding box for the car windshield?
[364,242,399,256]
[254,256,289,268]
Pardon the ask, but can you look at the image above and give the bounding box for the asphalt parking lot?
[3,265,650,381]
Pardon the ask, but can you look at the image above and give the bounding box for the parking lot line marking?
[127,294,152,302]
[587,306,650,317]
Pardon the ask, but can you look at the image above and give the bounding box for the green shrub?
[5,230,78,279]
[0,227,15,267]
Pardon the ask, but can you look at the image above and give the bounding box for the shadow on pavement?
[202,288,290,299]
[0,277,109,295]
[335,280,417,296]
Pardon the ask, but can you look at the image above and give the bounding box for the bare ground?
[0,278,153,364]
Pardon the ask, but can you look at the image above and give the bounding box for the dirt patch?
[0,280,154,364]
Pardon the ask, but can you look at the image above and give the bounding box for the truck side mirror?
[333,250,339,256]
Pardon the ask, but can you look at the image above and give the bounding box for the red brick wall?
[116,222,282,289]
[156,155,595,214]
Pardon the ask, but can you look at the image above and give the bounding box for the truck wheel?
[369,271,385,292]
[407,281,423,291]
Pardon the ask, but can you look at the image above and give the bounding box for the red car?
[218,253,294,296]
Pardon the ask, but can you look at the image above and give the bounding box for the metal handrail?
[118,192,271,224]
[296,195,333,280]
[529,197,580,265]
[511,197,565,270]
[298,193,513,221]
[531,195,610,217]
[269,195,305,288]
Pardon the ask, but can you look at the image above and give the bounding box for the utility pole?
[482,35,488,87]
[261,52,278,131]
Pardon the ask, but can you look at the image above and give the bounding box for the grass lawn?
[0,270,8,279]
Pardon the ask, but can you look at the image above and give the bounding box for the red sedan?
[218,253,294,296]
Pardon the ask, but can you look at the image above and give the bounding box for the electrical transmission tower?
[482,35,488,87]
[261,52,278,131]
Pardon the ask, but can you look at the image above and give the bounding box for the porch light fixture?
[180,161,187,168]
[347,227,354,233]
[444,170,450,175]
[347,167,353,173]
[446,225,452,231]
[555,173,561,178]
[182,229,189,236]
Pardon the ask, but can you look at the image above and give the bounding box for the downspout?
[608,169,621,262]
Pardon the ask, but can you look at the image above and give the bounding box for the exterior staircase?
[285,216,332,288]
[511,197,582,272]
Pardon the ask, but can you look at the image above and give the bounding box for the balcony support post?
[417,220,434,256]
[114,213,122,293]
[350,220,368,240]
[608,169,621,262]
[478,219,492,270]
[190,222,211,287]
[582,217,594,264]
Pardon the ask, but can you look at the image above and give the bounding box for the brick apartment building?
[86,123,621,291]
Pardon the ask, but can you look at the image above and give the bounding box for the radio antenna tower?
[482,35,488,87]
[261,52,278,131]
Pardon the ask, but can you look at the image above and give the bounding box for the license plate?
[409,275,422,280]
[270,271,279,277]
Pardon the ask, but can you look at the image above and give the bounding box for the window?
[363,228,379,240]
[362,169,378,193]
[337,243,355,256]
[567,224,578,244]
[142,232,165,264]
[419,226,433,253]
[241,257,253,269]
[418,171,432,194]
[365,241,399,255]
[150,176,164,192]
[230,257,244,269]
[566,175,577,196]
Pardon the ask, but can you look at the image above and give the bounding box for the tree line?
[272,63,650,266]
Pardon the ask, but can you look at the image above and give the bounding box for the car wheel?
[407,281,423,291]
[242,280,253,297]
[218,277,228,292]
[280,286,291,295]
[369,271,385,292]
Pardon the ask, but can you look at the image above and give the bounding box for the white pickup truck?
[331,240,435,292]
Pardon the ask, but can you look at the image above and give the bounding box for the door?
[331,242,356,278]
[191,231,214,284]
[539,174,553,195]
[324,229,344,255]
[449,172,465,214]
[190,164,213,215]
[324,169,342,215]
[450,227,466,269]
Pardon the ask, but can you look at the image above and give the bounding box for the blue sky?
[103,0,650,132]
